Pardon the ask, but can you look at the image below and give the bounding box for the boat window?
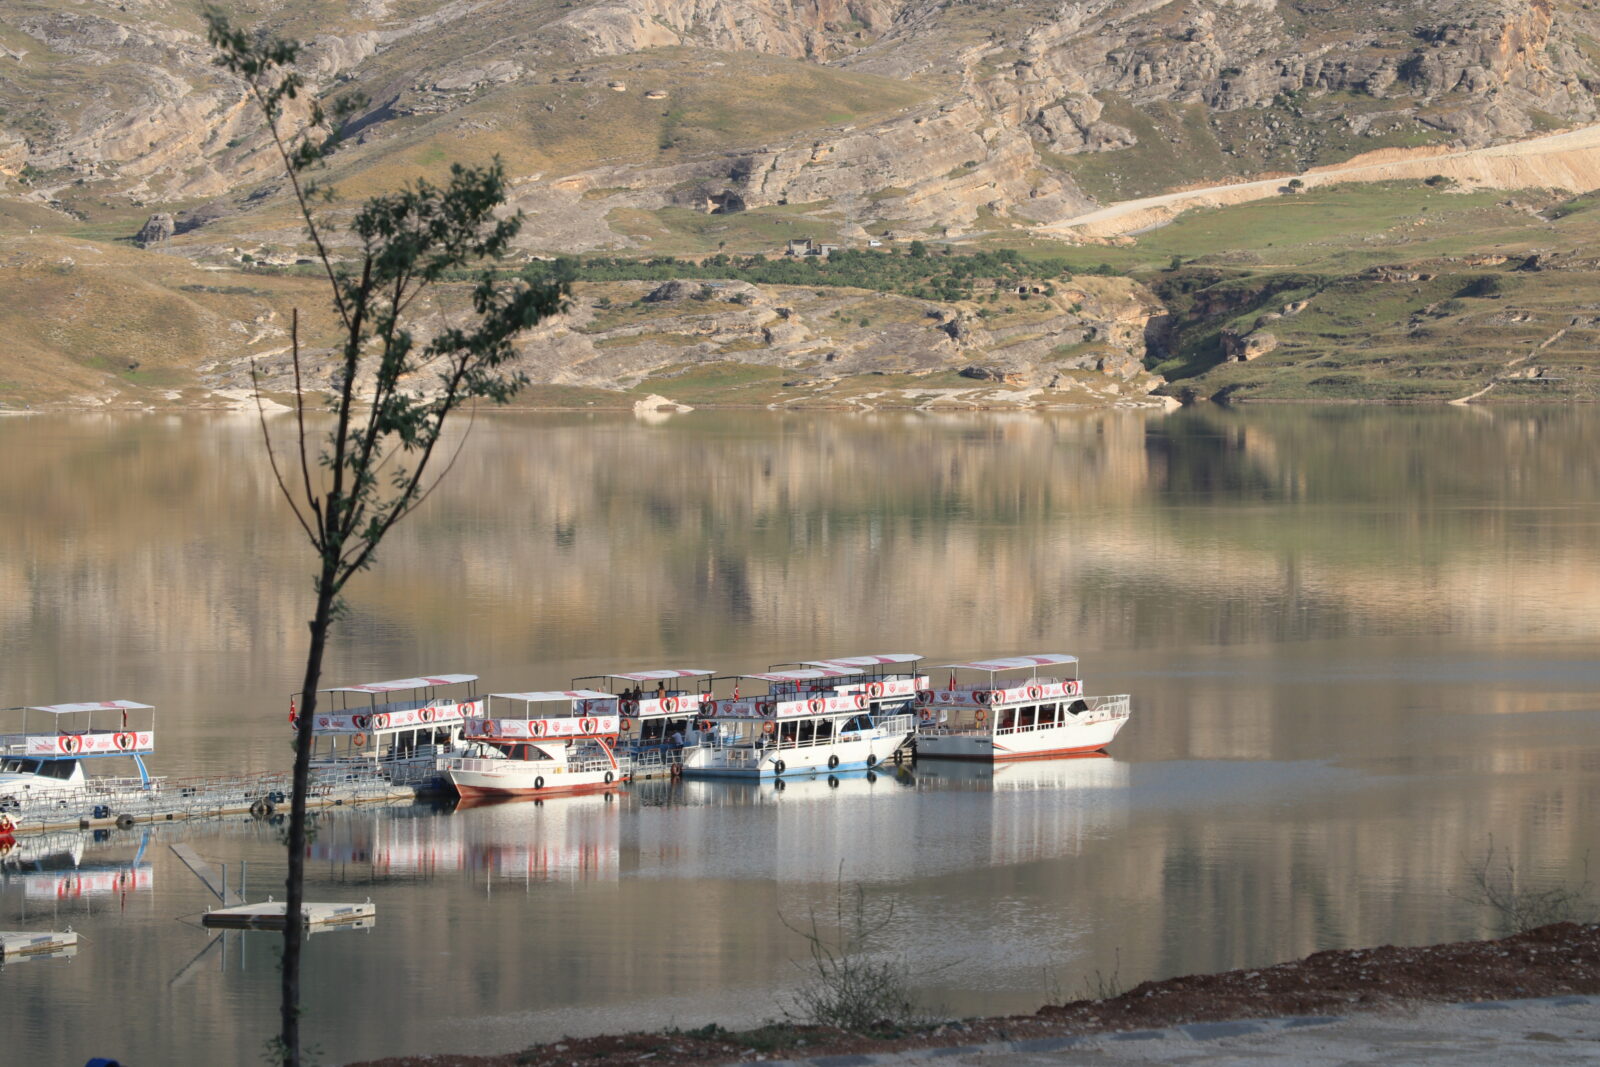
[1018,706,1036,728]
[1068,698,1089,715]
[39,759,78,779]
[1038,703,1058,726]
[0,758,41,774]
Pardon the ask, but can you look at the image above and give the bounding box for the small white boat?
[0,700,158,810]
[682,668,915,779]
[569,667,715,772]
[303,673,484,789]
[914,654,1130,762]
[443,691,628,799]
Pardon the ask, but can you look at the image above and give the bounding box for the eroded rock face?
[134,212,175,247]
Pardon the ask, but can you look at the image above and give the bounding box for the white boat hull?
[681,727,910,779]
[445,756,624,798]
[916,714,1127,762]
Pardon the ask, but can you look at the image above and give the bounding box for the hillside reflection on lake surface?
[2,407,1598,1064]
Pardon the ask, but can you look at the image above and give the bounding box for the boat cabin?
[0,700,157,798]
[569,668,713,748]
[918,654,1085,729]
[303,673,481,770]
[444,692,626,796]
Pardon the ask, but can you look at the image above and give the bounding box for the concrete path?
[769,995,1600,1066]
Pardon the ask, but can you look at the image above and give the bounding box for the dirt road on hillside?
[1043,122,1600,238]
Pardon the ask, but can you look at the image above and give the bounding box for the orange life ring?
[372,712,390,730]
[919,708,933,722]
[974,709,987,725]
[868,681,884,699]
[762,720,776,735]
[621,717,633,732]
[482,720,499,737]
[352,732,367,748]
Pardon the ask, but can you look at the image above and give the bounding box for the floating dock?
[0,929,79,957]
[201,900,376,931]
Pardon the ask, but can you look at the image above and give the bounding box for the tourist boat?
[682,668,916,779]
[913,654,1130,761]
[302,673,483,789]
[0,701,157,813]
[569,667,714,772]
[442,691,627,798]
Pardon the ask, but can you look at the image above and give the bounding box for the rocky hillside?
[5,0,1600,408]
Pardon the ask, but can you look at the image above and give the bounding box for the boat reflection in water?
[308,793,621,883]
[0,828,155,901]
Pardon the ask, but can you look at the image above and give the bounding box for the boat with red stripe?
[913,654,1130,761]
[444,691,628,799]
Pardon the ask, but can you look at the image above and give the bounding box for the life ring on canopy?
[372,713,390,730]
[807,698,824,715]
[352,733,367,748]
[114,732,135,751]
[482,720,499,737]
[868,681,884,700]
[620,717,633,732]
[762,720,776,735]
[919,708,933,723]
[974,709,988,725]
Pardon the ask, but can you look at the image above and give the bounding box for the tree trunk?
[282,571,338,1065]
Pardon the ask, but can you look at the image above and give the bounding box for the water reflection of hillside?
[3,407,1599,764]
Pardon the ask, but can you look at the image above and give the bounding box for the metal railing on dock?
[2,765,412,836]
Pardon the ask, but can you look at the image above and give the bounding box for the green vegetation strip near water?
[513,248,1119,300]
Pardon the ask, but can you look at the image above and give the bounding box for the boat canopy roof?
[27,700,154,714]
[938,654,1078,672]
[321,674,477,694]
[801,654,921,669]
[742,667,862,682]
[591,668,714,682]
[490,690,615,704]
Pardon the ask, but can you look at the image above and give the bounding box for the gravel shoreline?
[350,922,1600,1067]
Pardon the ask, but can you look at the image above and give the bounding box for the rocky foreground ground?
[352,922,1600,1066]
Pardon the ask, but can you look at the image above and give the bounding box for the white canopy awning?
[605,669,715,682]
[742,668,863,682]
[28,700,153,714]
[322,674,478,694]
[490,690,616,704]
[938,655,1078,672]
[802,654,922,669]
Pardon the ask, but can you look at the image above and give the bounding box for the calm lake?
[3,407,1599,1064]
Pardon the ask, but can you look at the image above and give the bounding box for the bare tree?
[206,14,566,1064]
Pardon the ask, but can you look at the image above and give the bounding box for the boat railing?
[0,764,395,820]
[705,713,914,754]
